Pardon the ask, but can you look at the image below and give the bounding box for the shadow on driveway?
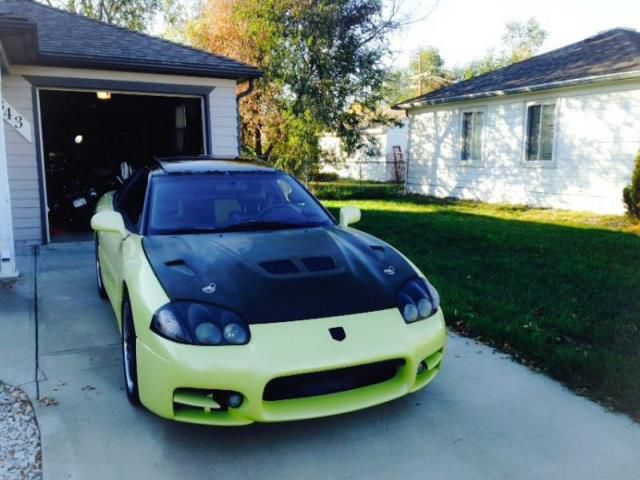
[31,242,640,480]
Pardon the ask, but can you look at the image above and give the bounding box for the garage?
[39,90,205,241]
[0,0,262,280]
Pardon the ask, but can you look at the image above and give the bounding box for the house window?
[526,103,555,161]
[461,111,484,162]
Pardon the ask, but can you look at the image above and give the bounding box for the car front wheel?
[122,295,141,406]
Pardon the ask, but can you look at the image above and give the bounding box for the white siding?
[2,74,40,245]
[406,81,640,214]
[209,85,239,156]
[319,123,408,182]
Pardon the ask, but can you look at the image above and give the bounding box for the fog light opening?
[227,393,244,408]
[416,361,428,376]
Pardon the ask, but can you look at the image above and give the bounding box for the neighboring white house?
[394,28,640,215]
[0,1,261,279]
[319,122,408,182]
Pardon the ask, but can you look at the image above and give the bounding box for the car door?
[100,172,148,304]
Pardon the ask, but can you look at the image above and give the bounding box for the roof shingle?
[0,0,262,80]
[395,28,640,109]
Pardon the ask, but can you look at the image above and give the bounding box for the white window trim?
[458,107,486,167]
[521,100,560,168]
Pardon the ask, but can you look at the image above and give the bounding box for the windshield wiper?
[159,221,317,236]
[216,221,316,232]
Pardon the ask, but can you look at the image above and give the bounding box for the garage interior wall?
[2,69,241,245]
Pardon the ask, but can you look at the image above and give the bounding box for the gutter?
[235,79,256,157]
[236,79,255,100]
[393,69,640,110]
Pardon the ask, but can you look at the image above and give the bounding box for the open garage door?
[39,90,205,242]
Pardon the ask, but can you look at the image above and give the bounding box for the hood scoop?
[260,256,336,275]
[370,245,386,261]
[164,258,196,277]
[300,256,335,272]
[260,260,299,275]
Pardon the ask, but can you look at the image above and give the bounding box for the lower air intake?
[263,359,404,401]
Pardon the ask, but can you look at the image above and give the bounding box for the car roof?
[153,156,279,175]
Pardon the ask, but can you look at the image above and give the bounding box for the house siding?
[320,124,408,182]
[406,81,640,214]
[2,74,40,245]
[2,66,240,245]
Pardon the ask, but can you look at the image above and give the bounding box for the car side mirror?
[339,206,361,227]
[91,211,127,239]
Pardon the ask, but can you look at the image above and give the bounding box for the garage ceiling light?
[96,91,112,101]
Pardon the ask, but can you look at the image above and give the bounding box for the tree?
[385,46,451,104]
[502,18,547,63]
[41,0,161,31]
[454,18,547,80]
[191,0,422,176]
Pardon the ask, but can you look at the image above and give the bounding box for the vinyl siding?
[405,80,640,214]
[319,124,408,182]
[2,74,40,245]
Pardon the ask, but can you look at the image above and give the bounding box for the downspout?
[236,79,255,157]
[403,110,410,196]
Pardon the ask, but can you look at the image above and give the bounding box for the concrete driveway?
[6,242,640,479]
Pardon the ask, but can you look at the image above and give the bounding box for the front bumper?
[136,308,447,425]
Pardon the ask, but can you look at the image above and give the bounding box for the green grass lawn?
[321,192,640,419]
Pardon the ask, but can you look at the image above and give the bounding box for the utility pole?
[418,48,423,96]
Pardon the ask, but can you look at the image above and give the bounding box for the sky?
[387,0,640,69]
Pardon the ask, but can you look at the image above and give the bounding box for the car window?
[118,173,148,230]
[146,173,333,235]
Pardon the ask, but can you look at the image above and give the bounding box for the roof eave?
[34,54,263,81]
[393,69,640,110]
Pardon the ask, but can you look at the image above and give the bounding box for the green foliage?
[390,18,548,104]
[239,0,395,157]
[452,18,547,80]
[269,111,323,179]
[311,180,403,200]
[385,46,451,104]
[41,0,161,31]
[502,18,548,63]
[623,151,640,218]
[322,196,640,419]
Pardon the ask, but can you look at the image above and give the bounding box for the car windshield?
[145,172,334,235]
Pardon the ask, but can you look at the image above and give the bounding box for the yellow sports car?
[91,156,446,426]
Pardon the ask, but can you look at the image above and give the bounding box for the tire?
[122,295,141,406]
[95,235,107,299]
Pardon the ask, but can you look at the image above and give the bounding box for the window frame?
[114,171,150,234]
[458,107,486,166]
[522,100,559,168]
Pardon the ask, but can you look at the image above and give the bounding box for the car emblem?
[329,327,346,342]
[384,266,396,276]
[201,283,217,294]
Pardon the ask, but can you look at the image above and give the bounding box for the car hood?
[142,226,417,324]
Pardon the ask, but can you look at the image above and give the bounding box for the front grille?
[263,359,405,401]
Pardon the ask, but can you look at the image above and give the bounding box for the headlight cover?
[151,302,250,346]
[397,277,440,323]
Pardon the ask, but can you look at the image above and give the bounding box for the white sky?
[387,0,640,69]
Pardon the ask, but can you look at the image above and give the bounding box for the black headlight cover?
[151,302,251,346]
[397,277,440,323]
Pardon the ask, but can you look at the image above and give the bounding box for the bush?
[309,180,403,200]
[623,151,640,218]
[310,172,339,182]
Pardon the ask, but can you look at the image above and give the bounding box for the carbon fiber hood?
[142,226,417,324]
